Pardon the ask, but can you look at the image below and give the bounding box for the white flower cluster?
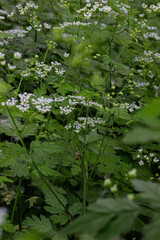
[76,0,112,19]
[16,93,34,112]
[144,32,160,40]
[65,117,105,133]
[16,2,38,15]
[1,98,17,107]
[116,3,130,14]
[134,51,160,63]
[21,62,53,78]
[142,3,160,13]
[133,81,149,88]
[136,148,160,166]
[44,22,51,29]
[51,61,66,76]
[59,106,75,115]
[1,93,53,113]
[114,102,140,112]
[0,53,5,60]
[32,96,53,113]
[8,63,16,71]
[55,95,101,108]
[0,16,5,20]
[3,28,29,38]
[14,52,22,59]
[1,93,101,115]
[54,21,92,29]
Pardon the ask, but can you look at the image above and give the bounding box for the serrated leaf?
[50,214,69,225]
[71,165,81,176]
[23,215,54,237]
[30,141,63,155]
[39,165,63,177]
[132,179,160,208]
[10,162,29,177]
[69,202,82,216]
[21,124,37,138]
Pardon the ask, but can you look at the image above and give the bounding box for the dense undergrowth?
[0,0,160,239]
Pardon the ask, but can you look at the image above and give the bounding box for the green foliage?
[0,0,160,239]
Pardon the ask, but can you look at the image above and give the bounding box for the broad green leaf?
[144,213,160,240]
[89,198,139,214]
[132,179,160,208]
[123,127,160,144]
[30,141,63,155]
[64,213,114,234]
[97,211,137,240]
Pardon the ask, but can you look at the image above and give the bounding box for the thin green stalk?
[11,178,22,223]
[81,103,89,215]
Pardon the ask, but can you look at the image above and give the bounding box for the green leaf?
[9,162,29,177]
[0,31,14,38]
[23,215,55,237]
[97,211,137,240]
[112,108,131,120]
[144,213,160,240]
[132,179,160,208]
[30,141,63,155]
[50,214,69,225]
[89,198,139,214]
[1,219,15,233]
[39,165,63,177]
[64,212,114,234]
[21,124,37,138]
[123,127,160,144]
[0,176,13,183]
[69,202,82,216]
[71,165,81,176]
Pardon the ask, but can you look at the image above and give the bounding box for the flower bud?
[103,178,112,187]
[128,168,137,178]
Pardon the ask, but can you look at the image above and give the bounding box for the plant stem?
[11,178,22,223]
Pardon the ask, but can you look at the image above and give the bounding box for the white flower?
[14,52,22,59]
[139,160,144,166]
[8,63,16,71]
[0,53,5,60]
[128,169,137,178]
[64,52,69,58]
[44,22,51,29]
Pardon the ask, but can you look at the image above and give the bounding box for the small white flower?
[14,52,22,59]
[139,160,144,166]
[8,63,16,71]
[44,22,51,29]
[64,52,69,58]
